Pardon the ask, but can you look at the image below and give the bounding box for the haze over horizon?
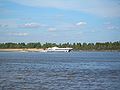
[0,0,120,43]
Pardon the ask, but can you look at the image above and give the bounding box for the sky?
[0,0,120,43]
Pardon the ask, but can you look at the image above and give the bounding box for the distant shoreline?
[0,49,119,52]
[0,49,46,52]
[0,41,119,52]
[74,50,120,52]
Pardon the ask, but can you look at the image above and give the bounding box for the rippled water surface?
[0,52,120,90]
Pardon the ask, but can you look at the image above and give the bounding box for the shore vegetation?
[0,41,120,51]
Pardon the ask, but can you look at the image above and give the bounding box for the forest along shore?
[0,41,120,52]
[0,49,46,52]
[0,49,119,52]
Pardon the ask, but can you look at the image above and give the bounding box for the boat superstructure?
[47,47,73,52]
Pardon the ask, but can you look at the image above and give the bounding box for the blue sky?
[0,0,120,43]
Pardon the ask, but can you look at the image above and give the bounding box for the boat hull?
[46,47,72,52]
[47,49,71,52]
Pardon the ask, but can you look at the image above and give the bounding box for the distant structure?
[47,47,73,52]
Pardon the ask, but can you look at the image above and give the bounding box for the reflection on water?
[0,52,120,90]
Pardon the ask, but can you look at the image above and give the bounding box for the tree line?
[0,41,120,51]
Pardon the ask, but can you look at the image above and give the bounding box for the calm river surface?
[0,52,120,90]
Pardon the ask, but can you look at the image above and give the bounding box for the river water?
[0,52,120,90]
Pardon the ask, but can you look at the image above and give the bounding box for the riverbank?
[0,49,46,52]
[74,50,120,52]
[0,49,119,52]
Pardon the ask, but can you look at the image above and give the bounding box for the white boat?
[47,47,73,52]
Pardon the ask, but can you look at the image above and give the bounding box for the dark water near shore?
[0,52,120,90]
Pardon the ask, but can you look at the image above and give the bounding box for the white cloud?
[0,24,8,28]
[91,30,96,33]
[0,19,48,29]
[9,0,120,17]
[104,22,120,30]
[48,27,57,32]
[76,22,87,26]
[46,21,87,31]
[19,22,48,29]
[107,26,119,30]
[8,32,28,36]
[19,23,40,28]
[0,19,17,28]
